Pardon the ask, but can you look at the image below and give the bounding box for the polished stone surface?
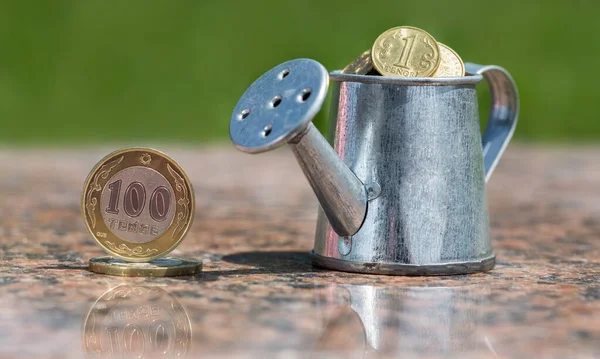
[0,145,599,358]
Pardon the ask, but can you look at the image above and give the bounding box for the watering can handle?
[466,63,519,183]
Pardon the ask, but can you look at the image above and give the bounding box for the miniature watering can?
[230,59,518,275]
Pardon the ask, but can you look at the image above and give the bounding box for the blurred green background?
[0,0,597,145]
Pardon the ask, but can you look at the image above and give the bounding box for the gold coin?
[431,42,465,77]
[371,26,441,77]
[89,256,202,277]
[82,148,194,262]
[82,284,192,357]
[342,49,375,75]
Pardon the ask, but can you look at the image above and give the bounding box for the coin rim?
[81,147,195,262]
[371,26,441,77]
[341,49,374,75]
[432,42,465,77]
[88,256,203,277]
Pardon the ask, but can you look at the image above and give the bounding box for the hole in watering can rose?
[239,108,251,120]
[278,68,290,79]
[262,125,272,137]
[298,88,311,102]
[270,96,282,108]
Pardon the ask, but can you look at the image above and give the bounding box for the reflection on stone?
[313,305,366,353]
[82,285,191,358]
[316,284,490,357]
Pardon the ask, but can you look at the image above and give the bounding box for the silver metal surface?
[230,59,368,237]
[310,65,518,275]
[465,63,519,181]
[290,123,367,236]
[311,250,496,276]
[330,71,483,86]
[231,58,518,276]
[99,166,176,243]
[230,59,329,154]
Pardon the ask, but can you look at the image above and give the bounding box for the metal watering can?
[230,59,518,275]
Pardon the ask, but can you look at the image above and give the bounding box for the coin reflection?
[82,285,191,358]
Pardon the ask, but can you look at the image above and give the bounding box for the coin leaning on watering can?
[230,26,519,275]
[82,147,202,277]
[342,26,465,77]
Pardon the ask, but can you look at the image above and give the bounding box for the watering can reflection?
[314,284,490,355]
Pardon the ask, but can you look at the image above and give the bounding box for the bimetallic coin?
[371,26,441,77]
[89,256,202,277]
[432,43,465,77]
[82,284,192,358]
[82,148,194,262]
[342,49,375,75]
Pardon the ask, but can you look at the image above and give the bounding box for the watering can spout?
[229,58,367,237]
[289,123,367,237]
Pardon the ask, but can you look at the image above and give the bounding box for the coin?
[371,26,441,77]
[342,49,375,75]
[82,148,194,262]
[89,256,202,277]
[82,284,192,357]
[431,42,465,77]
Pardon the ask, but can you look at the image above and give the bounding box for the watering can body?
[310,66,518,275]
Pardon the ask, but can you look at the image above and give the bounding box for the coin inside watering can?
[230,58,329,154]
[343,26,465,78]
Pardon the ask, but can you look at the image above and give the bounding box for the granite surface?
[0,145,599,358]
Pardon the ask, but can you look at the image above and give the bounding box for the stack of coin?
[82,147,202,277]
[342,26,465,78]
